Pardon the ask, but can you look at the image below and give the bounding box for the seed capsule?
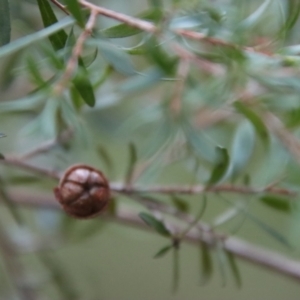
[54,164,110,219]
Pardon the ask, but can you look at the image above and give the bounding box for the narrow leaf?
[0,0,10,46]
[0,17,74,58]
[154,244,173,258]
[226,251,242,288]
[97,40,136,75]
[207,147,230,186]
[37,0,68,50]
[260,195,291,213]
[139,212,171,237]
[226,120,255,179]
[125,142,138,185]
[171,196,189,213]
[199,242,213,284]
[234,101,269,142]
[65,0,85,28]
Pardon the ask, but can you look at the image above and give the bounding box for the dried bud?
[54,164,110,219]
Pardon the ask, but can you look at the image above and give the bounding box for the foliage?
[1,0,300,298]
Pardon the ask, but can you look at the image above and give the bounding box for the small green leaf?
[171,196,189,213]
[199,242,213,284]
[234,101,269,142]
[207,147,230,186]
[65,0,85,28]
[37,0,69,50]
[72,65,95,107]
[226,251,242,288]
[100,8,163,38]
[0,0,10,46]
[139,212,171,237]
[227,120,255,179]
[97,40,136,75]
[153,244,173,258]
[125,142,138,185]
[260,195,291,213]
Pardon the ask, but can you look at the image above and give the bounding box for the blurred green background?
[1,0,300,299]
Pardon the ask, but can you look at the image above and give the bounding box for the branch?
[8,190,300,282]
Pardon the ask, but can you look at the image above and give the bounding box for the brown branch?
[8,190,300,282]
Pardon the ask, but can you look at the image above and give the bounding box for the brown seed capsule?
[54,164,110,219]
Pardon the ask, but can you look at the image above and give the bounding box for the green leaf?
[199,242,213,284]
[37,0,68,50]
[234,101,269,142]
[171,196,189,213]
[227,120,255,179]
[145,37,178,75]
[0,0,10,46]
[0,17,74,58]
[139,212,171,237]
[0,153,4,160]
[260,195,291,213]
[100,8,163,38]
[96,146,114,174]
[72,64,96,107]
[26,55,47,86]
[125,142,138,185]
[225,251,242,288]
[97,40,136,75]
[207,147,230,186]
[65,0,85,27]
[153,244,173,258]
[239,0,272,29]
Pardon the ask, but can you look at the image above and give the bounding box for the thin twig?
[7,190,300,282]
[49,0,69,15]
[53,10,98,95]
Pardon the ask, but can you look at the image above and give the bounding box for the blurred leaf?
[125,142,138,185]
[26,55,47,86]
[227,121,255,179]
[6,175,42,185]
[171,195,189,213]
[72,64,96,107]
[216,242,227,286]
[234,102,269,142]
[37,0,68,50]
[260,195,291,213]
[239,0,272,29]
[153,244,173,258]
[97,40,136,75]
[226,251,242,288]
[148,0,163,8]
[207,147,229,186]
[100,8,163,38]
[139,212,171,237]
[97,145,114,174]
[0,17,74,58]
[145,37,178,75]
[73,220,106,242]
[0,133,6,138]
[0,0,10,46]
[182,121,217,163]
[199,242,213,284]
[65,0,85,27]
[0,153,4,160]
[278,0,300,39]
